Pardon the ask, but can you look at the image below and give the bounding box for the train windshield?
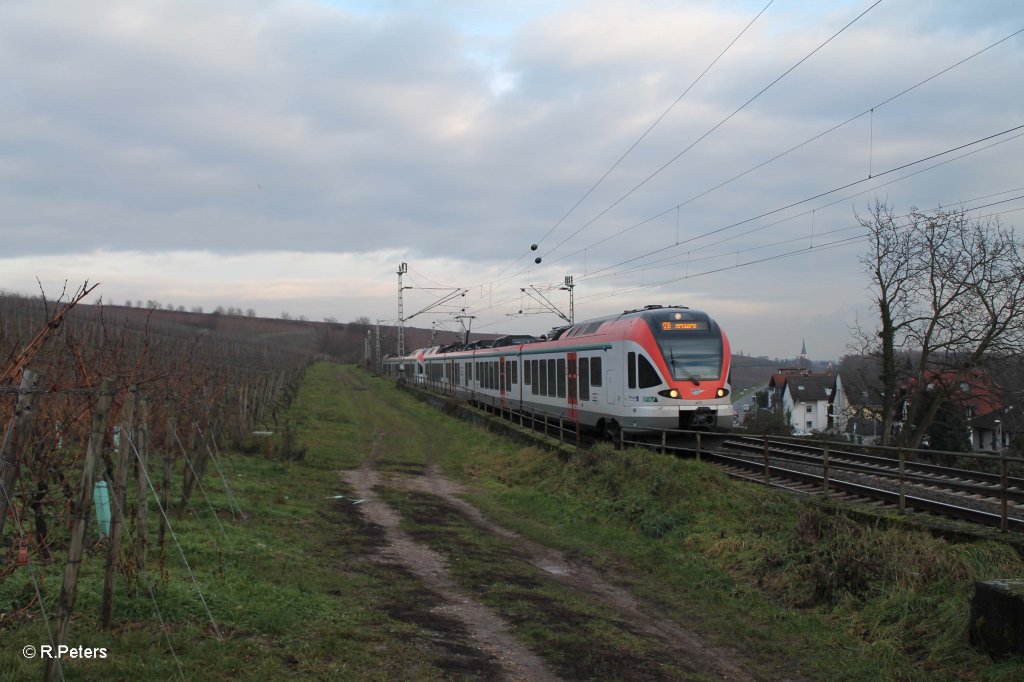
[655,333,723,382]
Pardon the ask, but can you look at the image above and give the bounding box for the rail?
[403,376,1024,533]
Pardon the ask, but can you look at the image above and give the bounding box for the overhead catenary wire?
[466,198,1024,332]
[462,125,1024,330]
[574,124,1024,282]
[536,0,886,264]
[511,0,777,269]
[576,199,1024,306]
[543,22,1024,271]
[581,130,1024,282]
[406,15,1024,335]
[456,193,1024,332]
[581,193,1024,284]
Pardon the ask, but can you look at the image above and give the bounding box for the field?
[2,361,1023,680]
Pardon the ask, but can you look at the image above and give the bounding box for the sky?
[2,0,1023,361]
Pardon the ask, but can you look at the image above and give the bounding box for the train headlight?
[716,387,729,398]
[657,388,681,399]
[669,389,679,399]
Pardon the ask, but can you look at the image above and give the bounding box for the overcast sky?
[2,0,1022,361]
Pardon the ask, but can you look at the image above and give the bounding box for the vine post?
[0,368,42,539]
[102,384,136,628]
[135,396,150,571]
[47,377,115,682]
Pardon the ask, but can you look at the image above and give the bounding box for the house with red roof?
[899,370,1017,452]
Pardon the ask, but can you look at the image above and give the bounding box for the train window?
[510,361,518,386]
[627,352,637,389]
[591,357,602,386]
[524,359,532,385]
[556,358,566,398]
[638,355,661,388]
[547,359,557,397]
[538,360,547,395]
[579,358,590,399]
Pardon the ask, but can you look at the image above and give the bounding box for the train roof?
[391,305,717,360]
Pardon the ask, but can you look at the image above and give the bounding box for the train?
[382,305,733,437]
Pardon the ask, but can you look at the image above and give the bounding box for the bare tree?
[855,200,1024,448]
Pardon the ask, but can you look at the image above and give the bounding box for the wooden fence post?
[898,448,906,513]
[47,377,115,682]
[763,435,770,486]
[822,442,830,496]
[102,385,136,628]
[0,368,42,539]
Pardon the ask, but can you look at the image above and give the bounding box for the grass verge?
[2,362,1021,681]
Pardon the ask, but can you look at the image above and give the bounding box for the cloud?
[1,0,1022,359]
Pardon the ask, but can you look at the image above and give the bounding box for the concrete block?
[970,579,1024,658]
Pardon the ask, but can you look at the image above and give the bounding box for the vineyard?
[0,285,312,680]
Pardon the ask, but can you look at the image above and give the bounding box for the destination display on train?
[660,321,705,331]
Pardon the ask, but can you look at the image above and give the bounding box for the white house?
[770,370,849,435]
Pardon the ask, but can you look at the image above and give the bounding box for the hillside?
[6,296,811,381]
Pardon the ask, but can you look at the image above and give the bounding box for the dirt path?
[340,415,768,681]
[393,462,761,682]
[342,435,560,682]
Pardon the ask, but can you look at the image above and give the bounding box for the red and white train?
[383,305,733,436]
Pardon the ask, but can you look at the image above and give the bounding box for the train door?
[498,356,507,410]
[567,353,578,422]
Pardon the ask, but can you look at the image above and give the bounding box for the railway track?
[724,435,1024,502]
[685,435,1024,533]
[414,386,1024,534]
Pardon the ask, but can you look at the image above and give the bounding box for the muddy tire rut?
[342,430,764,681]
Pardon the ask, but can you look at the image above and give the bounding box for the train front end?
[637,307,733,431]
